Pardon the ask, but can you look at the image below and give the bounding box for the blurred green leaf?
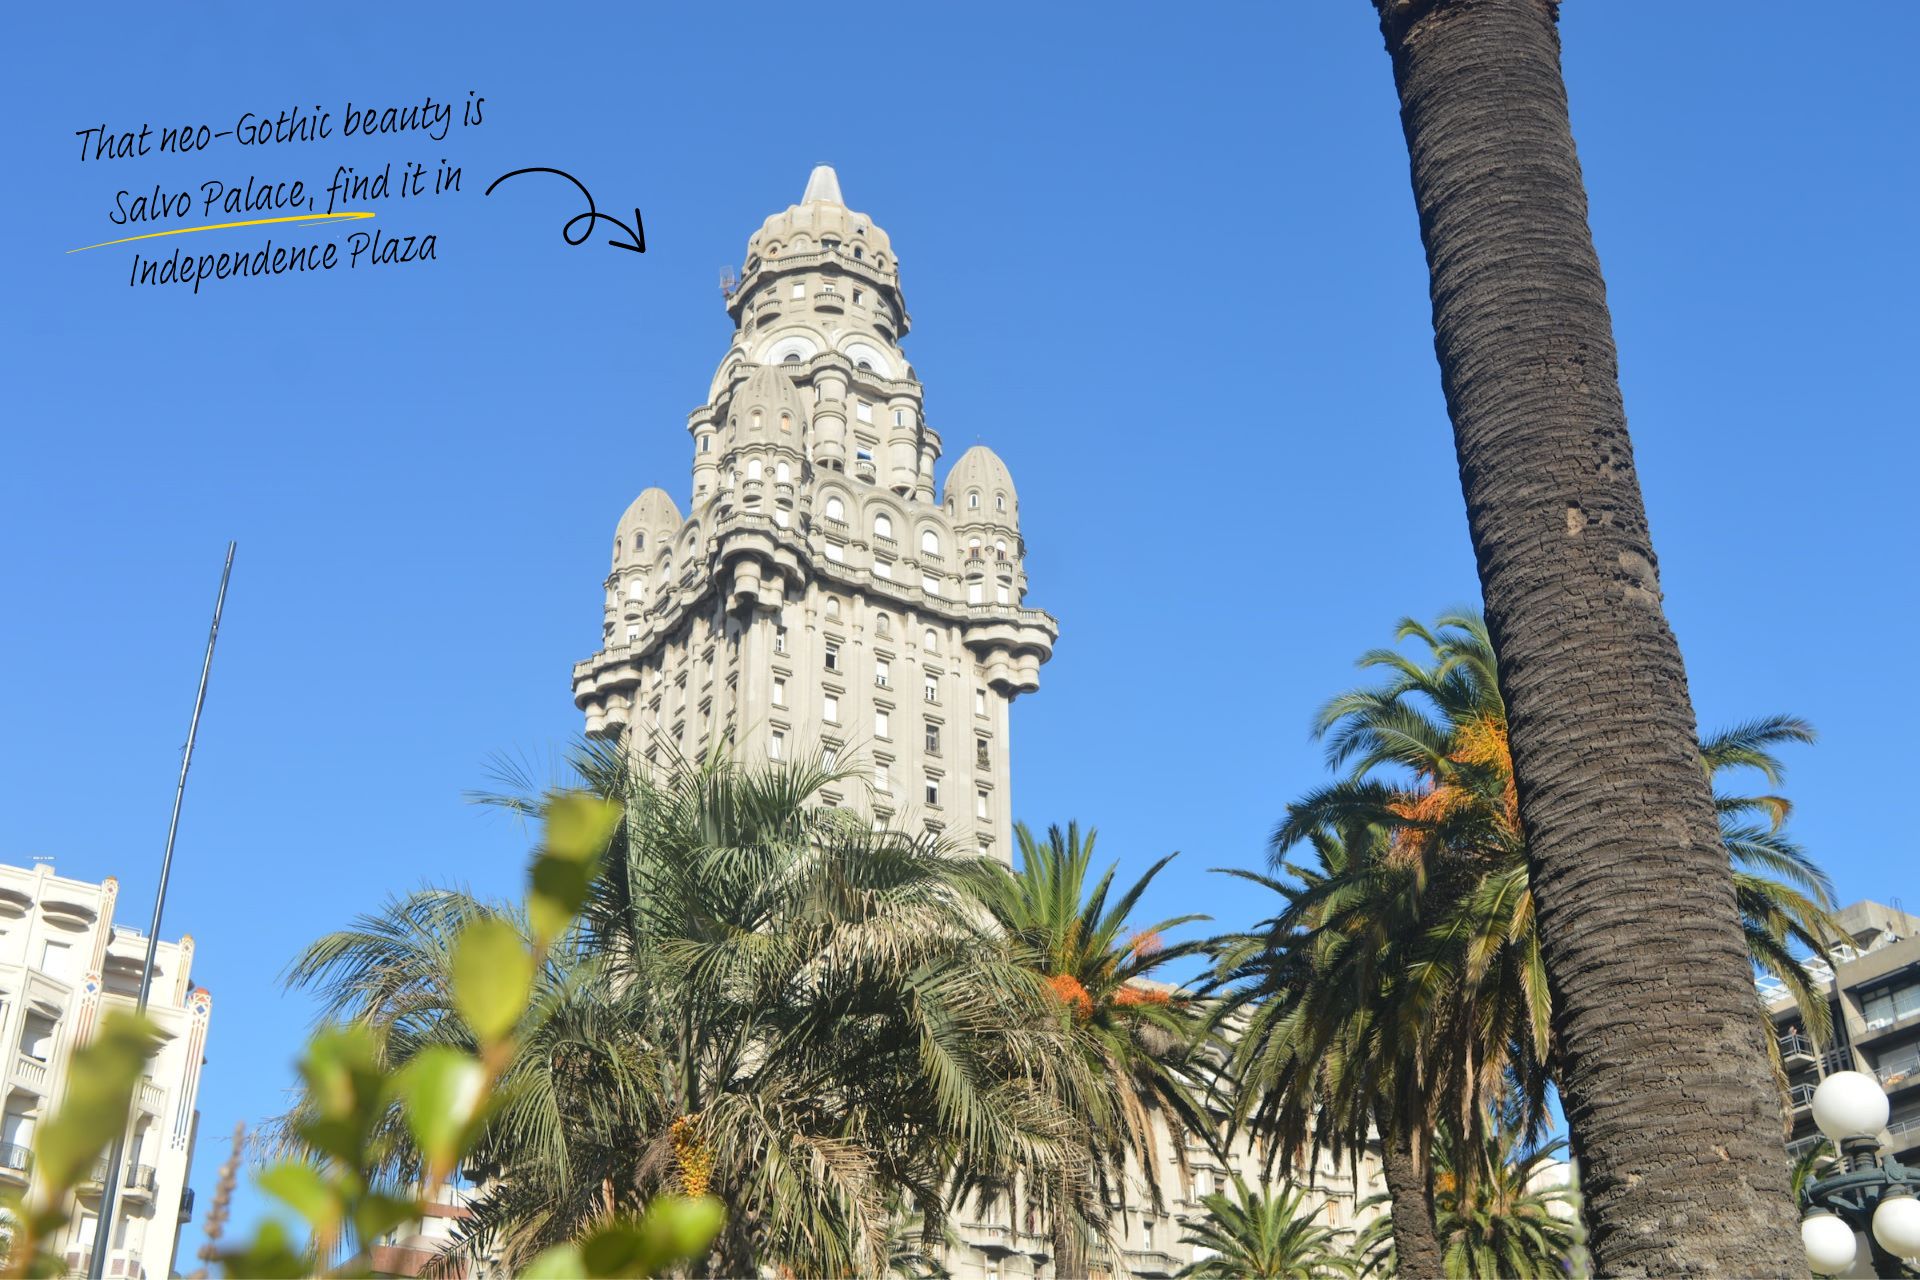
[528,793,619,946]
[453,918,534,1044]
[396,1047,487,1173]
[216,1216,309,1279]
[520,1243,587,1278]
[294,1025,387,1172]
[637,1195,724,1266]
[31,1011,159,1195]
[256,1161,339,1235]
[545,792,622,861]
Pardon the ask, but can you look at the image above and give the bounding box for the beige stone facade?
[573,165,1057,862]
[0,860,210,1280]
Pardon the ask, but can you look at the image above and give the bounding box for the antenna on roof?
[719,266,739,299]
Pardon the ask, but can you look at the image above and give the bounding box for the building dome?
[943,445,1019,525]
[728,363,811,434]
[613,487,683,564]
[744,165,897,272]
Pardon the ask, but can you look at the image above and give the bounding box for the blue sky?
[2,1,1912,1240]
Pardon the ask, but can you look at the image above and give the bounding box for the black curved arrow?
[484,166,646,254]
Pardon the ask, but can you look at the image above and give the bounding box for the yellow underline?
[67,211,376,254]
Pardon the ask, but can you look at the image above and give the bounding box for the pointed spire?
[801,164,844,206]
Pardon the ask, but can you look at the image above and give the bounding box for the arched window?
[873,513,894,540]
[967,491,981,510]
[751,410,763,431]
[826,597,841,620]
[920,530,940,556]
[923,628,938,652]
[853,245,864,260]
[783,352,802,364]
[995,540,1007,560]
[875,612,891,637]
[779,412,792,433]
[856,360,872,372]
[995,493,1007,512]
[969,537,981,551]
[627,578,644,599]
[775,460,791,483]
[746,458,762,481]
[633,532,645,551]
[825,495,846,522]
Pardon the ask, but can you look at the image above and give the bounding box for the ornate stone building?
[573,165,1057,859]
[570,168,1385,1279]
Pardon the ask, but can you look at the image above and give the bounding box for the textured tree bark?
[1379,1120,1445,1279]
[1370,1,1802,1274]
[1050,1172,1088,1280]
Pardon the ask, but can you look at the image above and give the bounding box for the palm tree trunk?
[1051,1168,1088,1279]
[1378,1120,1444,1279]
[1370,1,1799,1273]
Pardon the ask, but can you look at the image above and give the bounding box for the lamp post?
[1801,1070,1920,1277]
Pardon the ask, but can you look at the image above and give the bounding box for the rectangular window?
[824,747,838,770]
[826,541,846,563]
[997,584,1011,604]
[772,678,786,706]
[975,688,988,716]
[856,401,873,423]
[977,738,991,768]
[875,659,891,688]
[626,625,641,642]
[876,709,891,739]
[924,723,939,753]
[925,778,940,806]
[774,625,788,654]
[790,282,805,299]
[874,560,892,579]
[856,448,873,462]
[824,693,839,722]
[825,643,840,671]
[924,676,938,704]
[770,730,784,760]
[922,573,940,596]
[976,790,989,819]
[700,435,712,452]
[875,762,891,793]
[853,288,864,305]
[968,583,983,605]
[893,409,905,426]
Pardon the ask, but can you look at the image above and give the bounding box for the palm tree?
[1429,1127,1583,1279]
[1285,611,1840,1052]
[1367,1,1805,1269]
[1352,1126,1582,1280]
[283,742,1080,1276]
[967,822,1217,1279]
[1218,611,1837,1275]
[1208,821,1491,1279]
[1174,1176,1356,1279]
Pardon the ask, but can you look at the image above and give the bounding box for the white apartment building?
[0,861,211,1280]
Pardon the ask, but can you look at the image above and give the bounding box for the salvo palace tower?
[572,166,1058,861]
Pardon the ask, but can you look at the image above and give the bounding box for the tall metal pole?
[89,542,234,1280]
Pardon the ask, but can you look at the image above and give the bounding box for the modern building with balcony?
[1761,899,1920,1168]
[0,861,212,1280]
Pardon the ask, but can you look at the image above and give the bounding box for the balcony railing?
[14,1053,49,1093]
[138,1080,166,1112]
[0,1143,32,1176]
[1779,1030,1816,1059]
[1876,1054,1920,1089]
[1786,1134,1831,1160]
[1789,1081,1818,1109]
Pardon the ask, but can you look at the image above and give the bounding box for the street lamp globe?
[1873,1189,1920,1260]
[1813,1070,1891,1142]
[1803,1209,1858,1275]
